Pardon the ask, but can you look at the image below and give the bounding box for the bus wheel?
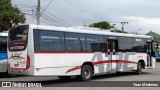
[58,76,71,80]
[80,65,93,81]
[136,62,142,75]
[3,72,9,77]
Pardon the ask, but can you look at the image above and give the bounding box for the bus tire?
[3,72,9,77]
[80,65,93,81]
[58,76,71,80]
[136,62,142,75]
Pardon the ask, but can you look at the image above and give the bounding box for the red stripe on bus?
[65,66,82,73]
[9,56,25,60]
[93,60,137,65]
[65,60,137,73]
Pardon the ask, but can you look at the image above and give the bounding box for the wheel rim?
[84,68,91,79]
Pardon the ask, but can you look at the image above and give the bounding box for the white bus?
[7,24,155,81]
[0,33,8,75]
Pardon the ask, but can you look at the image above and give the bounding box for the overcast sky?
[11,0,160,34]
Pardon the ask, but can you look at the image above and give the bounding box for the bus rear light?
[27,55,30,69]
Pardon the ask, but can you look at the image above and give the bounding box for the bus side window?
[34,29,65,52]
[86,35,107,52]
[65,33,86,52]
[118,37,132,52]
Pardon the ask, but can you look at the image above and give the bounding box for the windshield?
[9,25,29,51]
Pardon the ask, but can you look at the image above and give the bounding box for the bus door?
[107,39,118,71]
[146,42,153,67]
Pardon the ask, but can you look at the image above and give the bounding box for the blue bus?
[0,33,8,76]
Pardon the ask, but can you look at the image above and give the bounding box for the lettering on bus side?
[91,52,105,73]
[121,52,136,71]
[91,52,136,72]
[10,53,24,60]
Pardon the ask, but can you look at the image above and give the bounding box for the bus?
[0,33,8,75]
[7,24,156,81]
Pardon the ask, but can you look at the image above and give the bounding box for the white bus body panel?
[32,52,147,76]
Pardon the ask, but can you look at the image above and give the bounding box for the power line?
[41,15,59,26]
[70,0,101,20]
[27,14,53,25]
[40,7,66,23]
[40,0,66,26]
[41,0,53,14]
[26,10,60,26]
[32,10,61,26]
[14,3,60,26]
[64,0,85,13]
[41,13,62,26]
[75,0,108,20]
[64,0,103,21]
[64,0,97,20]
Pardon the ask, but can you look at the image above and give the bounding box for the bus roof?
[20,24,153,39]
[0,32,8,36]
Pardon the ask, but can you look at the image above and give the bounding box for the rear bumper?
[8,67,34,75]
[8,70,29,75]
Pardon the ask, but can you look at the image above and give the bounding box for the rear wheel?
[136,62,142,75]
[80,65,93,81]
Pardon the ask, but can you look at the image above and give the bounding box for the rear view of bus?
[8,25,31,75]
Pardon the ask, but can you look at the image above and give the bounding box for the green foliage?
[89,21,113,29]
[110,29,128,33]
[0,0,26,32]
[146,31,160,42]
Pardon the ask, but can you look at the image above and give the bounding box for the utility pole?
[120,22,128,32]
[36,0,40,25]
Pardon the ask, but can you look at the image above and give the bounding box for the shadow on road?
[92,71,152,80]
[21,71,153,87]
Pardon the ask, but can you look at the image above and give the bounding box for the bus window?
[34,29,65,52]
[86,35,106,52]
[65,33,86,52]
[8,25,29,51]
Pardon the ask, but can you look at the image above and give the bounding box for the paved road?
[0,62,160,89]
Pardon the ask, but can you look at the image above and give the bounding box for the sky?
[11,0,160,34]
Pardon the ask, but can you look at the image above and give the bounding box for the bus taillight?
[27,55,30,69]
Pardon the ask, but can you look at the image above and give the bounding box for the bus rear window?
[9,25,29,51]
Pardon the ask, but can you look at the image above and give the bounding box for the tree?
[0,0,26,32]
[89,21,113,29]
[146,31,160,42]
